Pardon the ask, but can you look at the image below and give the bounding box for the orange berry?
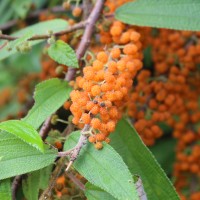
[130,31,141,42]
[123,44,138,55]
[94,142,103,150]
[97,51,108,63]
[86,101,95,110]
[81,113,91,124]
[91,85,101,96]
[106,121,116,132]
[110,25,122,36]
[91,118,101,129]
[93,60,104,70]
[105,137,111,143]
[88,135,96,143]
[107,61,118,73]
[110,48,121,59]
[63,101,71,110]
[96,133,106,141]
[90,105,100,115]
[72,7,82,17]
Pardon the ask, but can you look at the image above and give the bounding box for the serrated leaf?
[0,19,68,60]
[85,182,117,200]
[115,0,200,31]
[0,120,44,152]
[110,118,180,200]
[48,40,78,68]
[0,131,57,180]
[23,78,72,129]
[0,179,11,200]
[64,131,139,200]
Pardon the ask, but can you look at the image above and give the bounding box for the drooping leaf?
[115,0,200,31]
[48,40,79,68]
[0,131,57,180]
[0,179,11,200]
[0,19,68,60]
[110,118,180,200]
[85,182,117,200]
[23,78,72,129]
[64,131,139,200]
[0,120,44,152]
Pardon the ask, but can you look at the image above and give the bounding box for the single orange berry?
[72,7,82,17]
[88,135,96,143]
[94,142,103,150]
[81,113,91,124]
[110,48,121,59]
[97,51,108,63]
[91,118,101,129]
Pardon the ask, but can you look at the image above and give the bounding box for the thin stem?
[0,21,87,41]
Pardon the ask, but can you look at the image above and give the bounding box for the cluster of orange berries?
[54,173,85,199]
[125,26,200,199]
[69,27,142,149]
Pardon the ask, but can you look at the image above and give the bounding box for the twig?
[11,175,23,200]
[39,116,52,139]
[39,158,66,200]
[0,21,86,41]
[67,171,85,191]
[65,0,105,81]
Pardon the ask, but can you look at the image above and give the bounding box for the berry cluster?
[69,27,142,149]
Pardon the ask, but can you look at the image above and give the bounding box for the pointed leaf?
[0,179,11,200]
[48,40,79,68]
[0,120,44,152]
[116,0,200,31]
[110,118,180,200]
[64,131,139,200]
[23,78,72,129]
[0,131,57,180]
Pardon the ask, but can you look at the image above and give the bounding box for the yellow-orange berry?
[94,142,103,150]
[72,7,82,17]
[106,121,116,132]
[91,85,101,96]
[91,118,101,129]
[81,113,91,124]
[88,135,96,143]
[110,48,121,59]
[97,51,108,63]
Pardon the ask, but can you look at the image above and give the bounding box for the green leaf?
[22,171,40,200]
[48,40,79,68]
[0,19,68,60]
[85,182,117,200]
[149,138,176,175]
[115,0,200,31]
[12,0,32,19]
[23,78,72,129]
[0,131,57,180]
[22,165,53,200]
[0,179,11,200]
[0,120,44,152]
[110,118,180,200]
[64,131,139,200]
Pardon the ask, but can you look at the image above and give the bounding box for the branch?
[67,171,85,191]
[65,0,105,81]
[0,21,86,41]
